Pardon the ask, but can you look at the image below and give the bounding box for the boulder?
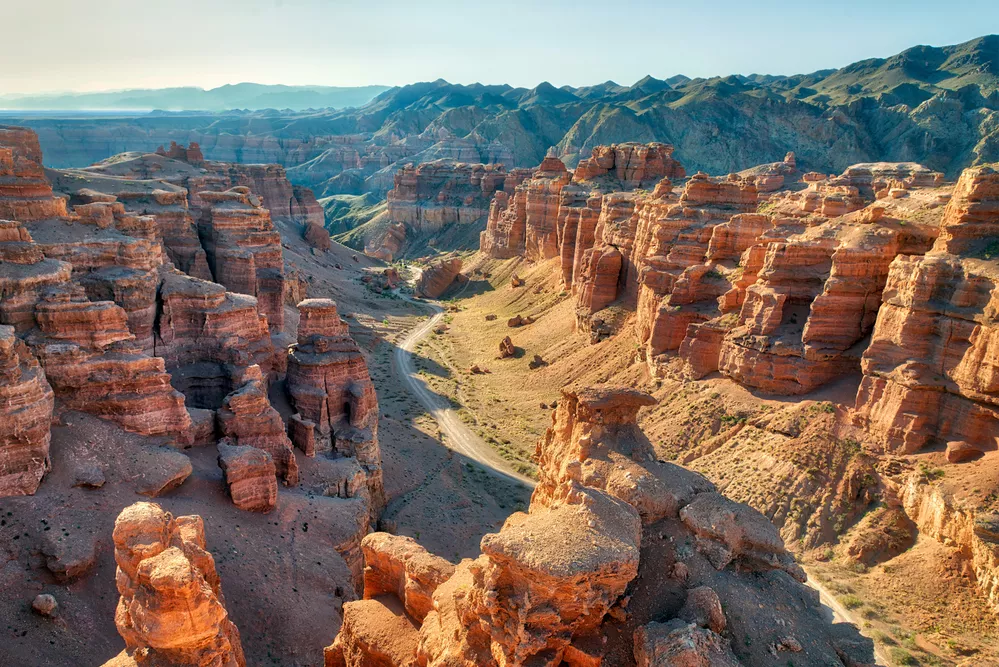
[217,440,278,512]
[498,336,515,358]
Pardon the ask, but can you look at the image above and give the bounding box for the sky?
[3,0,998,94]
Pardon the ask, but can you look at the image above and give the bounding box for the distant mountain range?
[5,35,998,193]
[0,83,391,111]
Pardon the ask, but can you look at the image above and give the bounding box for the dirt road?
[393,295,537,489]
[806,575,889,666]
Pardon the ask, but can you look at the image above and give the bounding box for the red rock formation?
[573,143,685,186]
[478,168,533,259]
[327,385,872,667]
[417,485,641,666]
[325,599,420,667]
[104,502,246,667]
[155,270,274,409]
[197,186,286,331]
[305,222,332,252]
[852,167,999,451]
[366,222,406,262]
[158,141,205,166]
[0,325,54,496]
[26,285,192,440]
[286,299,383,514]
[359,533,455,623]
[840,162,944,197]
[523,157,572,261]
[415,258,462,298]
[217,440,278,512]
[0,220,73,332]
[387,160,507,233]
[217,365,299,484]
[105,187,213,280]
[0,126,69,221]
[634,620,740,666]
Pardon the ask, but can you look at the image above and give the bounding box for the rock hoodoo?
[103,502,246,667]
[286,298,384,515]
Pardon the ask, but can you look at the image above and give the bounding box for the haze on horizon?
[4,0,998,95]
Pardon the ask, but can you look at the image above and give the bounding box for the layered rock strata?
[197,186,287,330]
[387,160,508,233]
[854,165,999,453]
[218,365,299,485]
[286,299,384,515]
[217,440,278,512]
[156,269,274,409]
[0,125,69,221]
[104,502,246,667]
[25,285,192,440]
[0,325,54,496]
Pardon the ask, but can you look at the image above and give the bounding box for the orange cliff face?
[325,386,873,667]
[0,325,54,496]
[853,165,999,455]
[197,186,288,331]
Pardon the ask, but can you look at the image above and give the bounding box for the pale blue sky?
[3,0,997,93]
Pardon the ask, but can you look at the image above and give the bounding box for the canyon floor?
[409,252,999,667]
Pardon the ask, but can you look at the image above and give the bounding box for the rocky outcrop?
[104,502,245,667]
[359,533,455,623]
[155,270,274,409]
[417,485,641,666]
[366,221,406,262]
[415,258,462,298]
[634,620,740,667]
[327,385,871,667]
[218,365,299,485]
[480,157,570,261]
[286,299,383,515]
[854,165,999,453]
[387,160,507,233]
[217,440,278,512]
[0,125,69,221]
[197,186,286,330]
[573,143,685,186]
[895,473,999,615]
[0,325,54,496]
[25,285,192,440]
[96,186,212,280]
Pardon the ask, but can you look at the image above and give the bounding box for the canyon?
[1,33,999,666]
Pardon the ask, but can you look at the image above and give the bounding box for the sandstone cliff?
[0,325,54,496]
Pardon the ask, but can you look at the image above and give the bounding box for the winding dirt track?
[391,292,883,664]
[392,294,536,489]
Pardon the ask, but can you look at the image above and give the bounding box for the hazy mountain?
[0,83,391,111]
